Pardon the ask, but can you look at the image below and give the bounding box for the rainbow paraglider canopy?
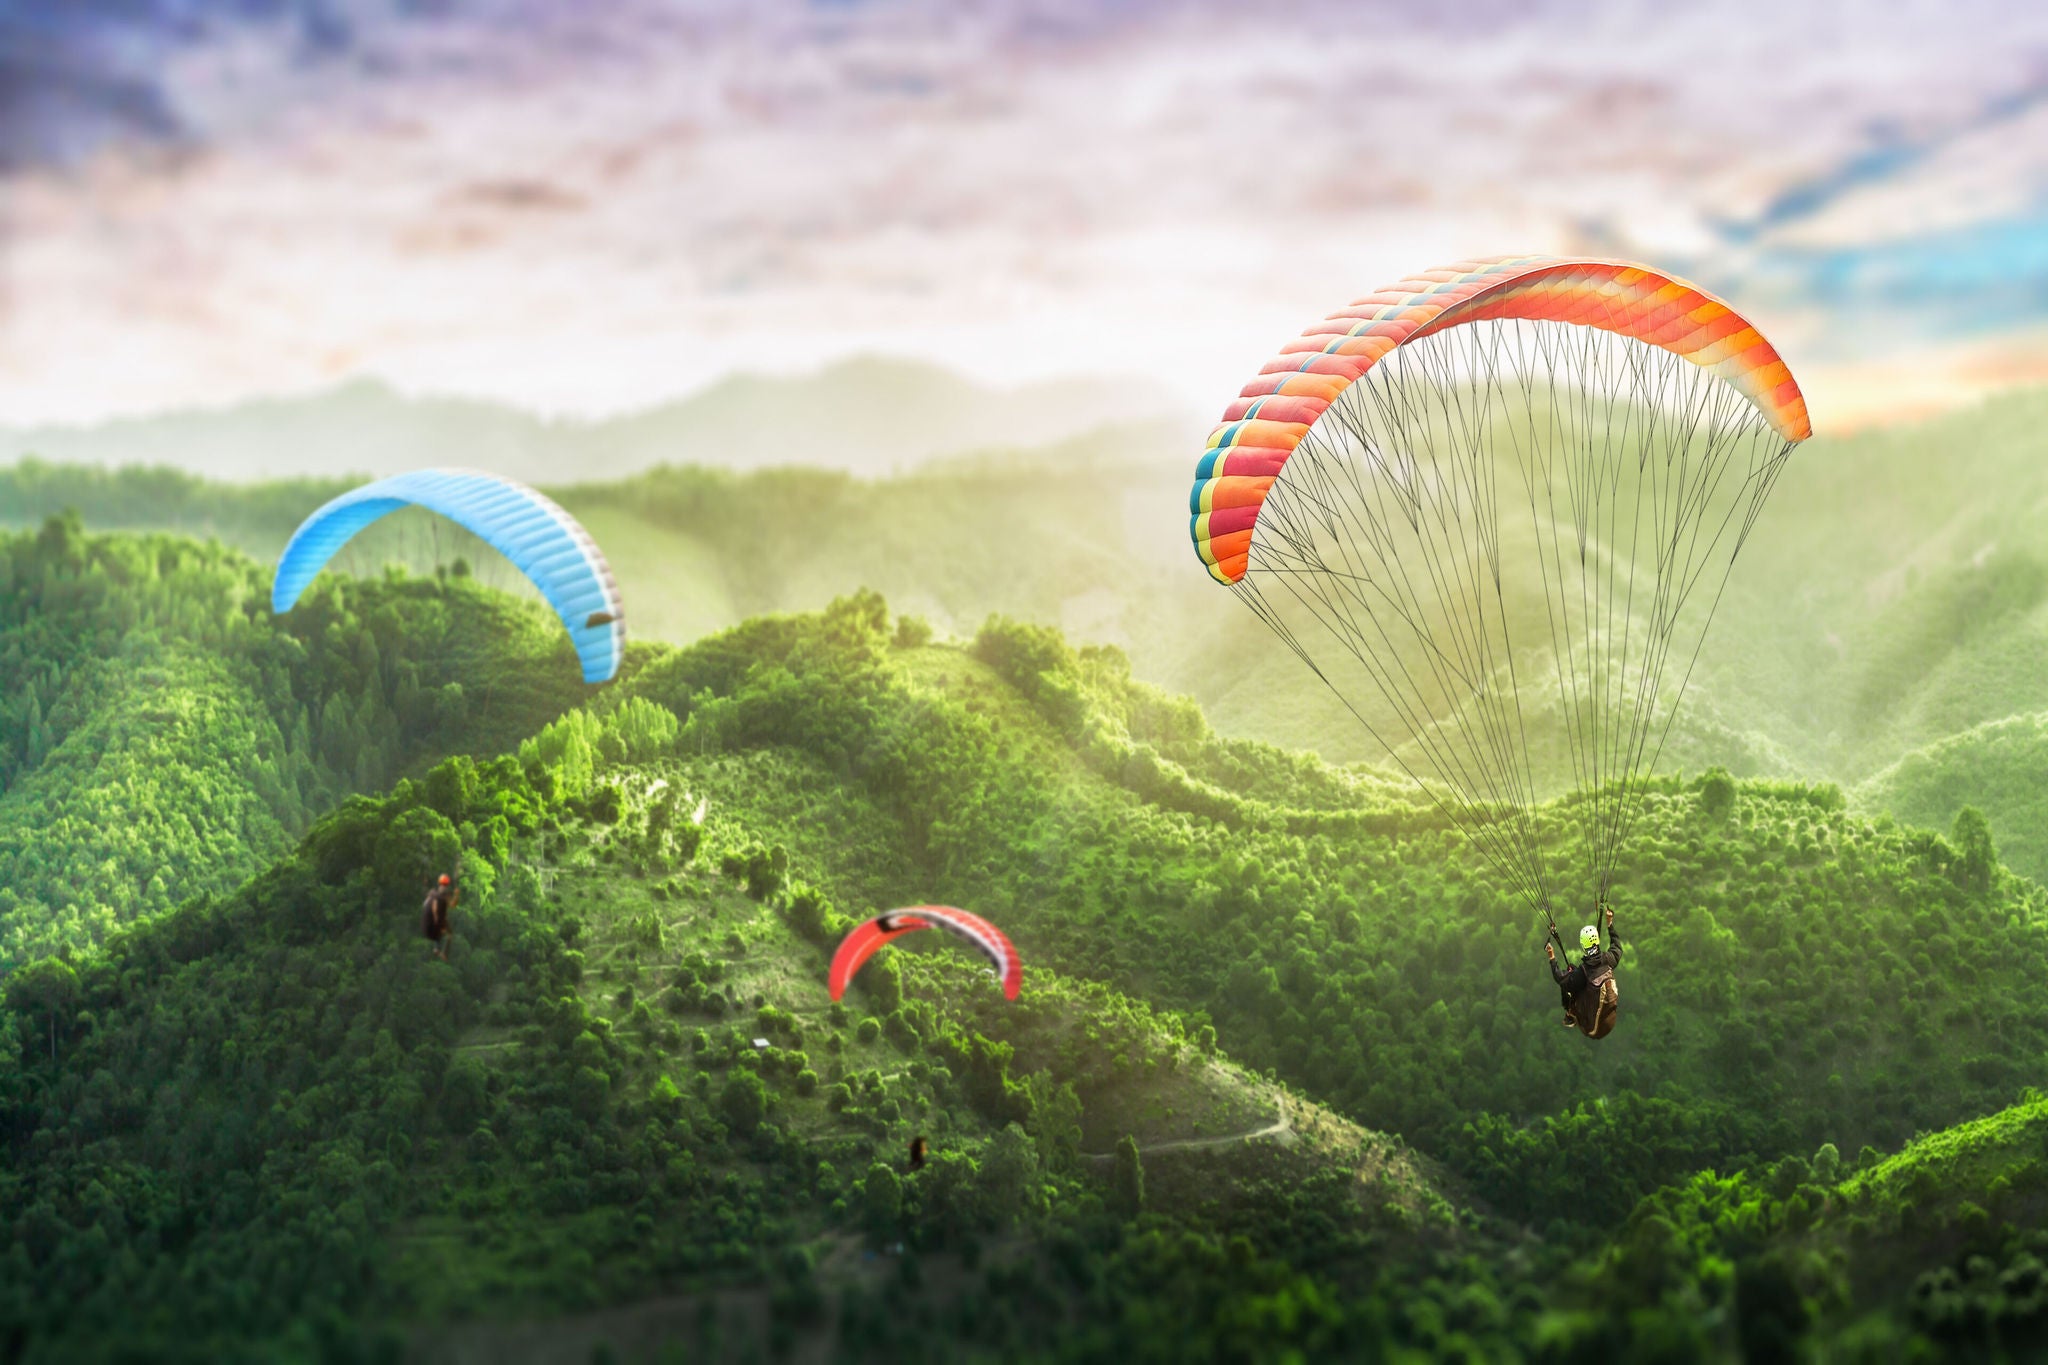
[1190,255,1810,585]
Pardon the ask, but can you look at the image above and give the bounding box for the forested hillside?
[613,598,2048,1232]
[0,664,1483,1364]
[0,514,590,968]
[7,573,2048,1361]
[1855,714,2048,884]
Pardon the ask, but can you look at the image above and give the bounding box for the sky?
[2,0,2046,435]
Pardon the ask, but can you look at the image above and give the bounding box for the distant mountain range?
[0,356,1190,484]
[15,360,2048,832]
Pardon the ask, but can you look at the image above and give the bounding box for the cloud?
[1721,74,2048,243]
[0,5,188,172]
[2,0,2045,430]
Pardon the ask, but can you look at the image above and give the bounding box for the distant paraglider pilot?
[422,872,460,962]
[907,1136,927,1172]
[1547,903,1621,1039]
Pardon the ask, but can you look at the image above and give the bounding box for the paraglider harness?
[1545,899,1620,1040]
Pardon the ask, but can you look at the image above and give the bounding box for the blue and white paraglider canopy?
[273,468,625,683]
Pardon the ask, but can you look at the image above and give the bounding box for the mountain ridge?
[0,357,1190,485]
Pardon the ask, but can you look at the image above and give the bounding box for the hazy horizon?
[0,351,1193,483]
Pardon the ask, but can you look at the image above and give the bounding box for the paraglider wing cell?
[272,468,625,683]
[828,906,1021,1001]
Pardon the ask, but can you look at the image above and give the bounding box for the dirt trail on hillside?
[1081,1101,1293,1161]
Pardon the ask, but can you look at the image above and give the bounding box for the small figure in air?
[422,871,459,962]
[1546,902,1621,1039]
[907,1135,927,1172]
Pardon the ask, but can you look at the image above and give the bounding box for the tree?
[977,1123,1044,1226]
[440,1056,490,1131]
[861,1162,901,1238]
[7,956,79,1062]
[1023,1072,1083,1172]
[424,755,479,824]
[941,1031,1023,1124]
[434,682,470,737]
[602,696,680,763]
[861,956,902,1014]
[1952,805,1996,893]
[375,806,461,891]
[1699,767,1737,824]
[1112,1134,1144,1218]
[782,883,831,946]
[1734,1255,1809,1365]
[720,1071,768,1137]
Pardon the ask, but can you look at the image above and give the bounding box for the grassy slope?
[0,645,302,960]
[1699,385,2048,777]
[7,532,2047,1179]
[401,825,1452,1364]
[1573,1092,2048,1360]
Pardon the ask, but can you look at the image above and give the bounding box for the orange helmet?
[439,874,452,886]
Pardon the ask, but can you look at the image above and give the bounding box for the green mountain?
[7,568,2048,1361]
[1562,1092,2048,1362]
[0,434,1750,776]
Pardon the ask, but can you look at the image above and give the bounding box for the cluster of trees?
[1534,1092,2048,1362]
[0,459,342,551]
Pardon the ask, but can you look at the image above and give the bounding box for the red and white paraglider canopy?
[828,906,1021,1002]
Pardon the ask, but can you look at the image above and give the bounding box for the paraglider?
[907,1135,928,1172]
[422,871,459,962]
[272,468,625,683]
[828,906,1022,1002]
[1189,256,1811,967]
[1548,904,1622,1039]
